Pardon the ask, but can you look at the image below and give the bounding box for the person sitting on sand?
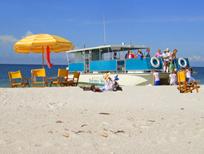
[112,75,122,91]
[101,73,115,91]
[81,73,113,92]
[169,70,177,85]
[152,70,160,86]
[102,74,122,91]
[82,73,122,92]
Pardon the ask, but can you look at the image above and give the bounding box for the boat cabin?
[66,44,189,73]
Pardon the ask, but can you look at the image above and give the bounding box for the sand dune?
[0,86,203,154]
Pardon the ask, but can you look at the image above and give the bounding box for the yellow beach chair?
[177,70,199,93]
[67,71,80,86]
[31,68,48,87]
[50,69,69,86]
[8,70,29,88]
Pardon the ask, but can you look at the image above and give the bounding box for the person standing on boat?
[170,49,178,66]
[155,49,162,58]
[113,51,117,59]
[162,48,170,72]
[125,50,130,59]
[144,48,151,58]
[137,49,144,60]
[125,50,135,59]
[169,59,175,73]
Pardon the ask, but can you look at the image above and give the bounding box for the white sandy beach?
[0,86,203,154]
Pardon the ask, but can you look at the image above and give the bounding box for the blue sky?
[0,0,204,66]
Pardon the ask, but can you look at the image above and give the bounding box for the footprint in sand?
[100,130,109,138]
[63,132,70,138]
[110,129,125,135]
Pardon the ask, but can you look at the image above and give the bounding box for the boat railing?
[69,63,85,72]
[68,57,189,73]
[90,60,117,72]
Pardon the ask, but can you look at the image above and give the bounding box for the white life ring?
[150,57,160,68]
[178,58,187,68]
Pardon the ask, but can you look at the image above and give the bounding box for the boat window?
[91,49,100,61]
[100,48,113,60]
[102,52,112,60]
[67,52,84,63]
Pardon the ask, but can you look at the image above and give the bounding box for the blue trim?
[68,58,190,73]
[90,60,117,72]
[126,58,151,70]
[69,63,84,72]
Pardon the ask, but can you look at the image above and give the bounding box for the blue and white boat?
[66,44,189,86]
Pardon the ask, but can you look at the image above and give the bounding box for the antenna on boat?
[103,16,106,44]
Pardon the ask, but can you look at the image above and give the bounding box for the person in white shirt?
[162,48,170,72]
[152,70,160,85]
[186,67,195,83]
[169,70,177,85]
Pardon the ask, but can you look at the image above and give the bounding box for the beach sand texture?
[0,86,203,154]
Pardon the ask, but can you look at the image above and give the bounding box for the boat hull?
[72,72,169,86]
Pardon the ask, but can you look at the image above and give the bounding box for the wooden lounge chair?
[8,70,29,88]
[31,68,48,87]
[67,72,80,86]
[188,81,200,93]
[50,69,69,86]
[177,70,191,93]
[177,70,200,93]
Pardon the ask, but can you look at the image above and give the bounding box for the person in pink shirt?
[155,49,162,58]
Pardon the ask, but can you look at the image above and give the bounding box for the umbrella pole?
[42,46,45,68]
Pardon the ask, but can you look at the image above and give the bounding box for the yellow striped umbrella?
[14,34,74,53]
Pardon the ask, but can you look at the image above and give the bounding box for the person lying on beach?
[82,85,103,92]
